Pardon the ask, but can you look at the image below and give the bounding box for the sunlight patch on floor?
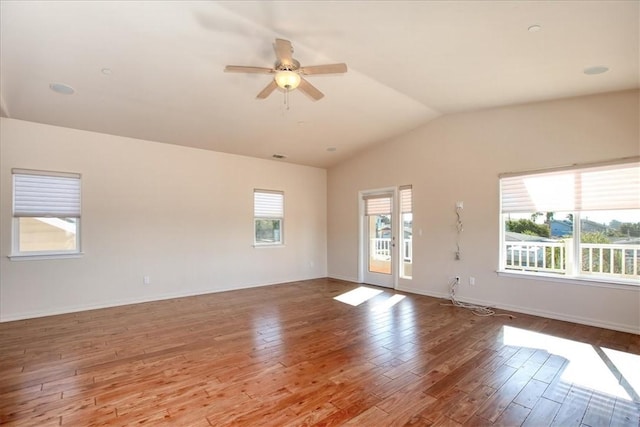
[334,286,383,306]
[503,326,640,401]
[371,294,406,312]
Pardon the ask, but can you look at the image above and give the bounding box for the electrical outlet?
[143,276,150,285]
[469,276,476,286]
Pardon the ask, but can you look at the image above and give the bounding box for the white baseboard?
[328,274,360,284]
[396,285,639,335]
[0,276,323,322]
[5,278,637,335]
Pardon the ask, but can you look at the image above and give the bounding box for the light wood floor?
[1,278,639,426]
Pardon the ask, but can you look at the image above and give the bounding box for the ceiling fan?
[224,38,347,101]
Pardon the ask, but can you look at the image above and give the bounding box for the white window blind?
[254,190,283,217]
[400,185,412,214]
[364,195,392,216]
[13,169,81,217]
[500,160,640,214]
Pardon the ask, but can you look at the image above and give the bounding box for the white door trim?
[359,187,398,289]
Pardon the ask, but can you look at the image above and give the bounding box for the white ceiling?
[1,1,638,168]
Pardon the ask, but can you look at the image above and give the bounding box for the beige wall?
[2,90,638,332]
[328,89,640,333]
[0,118,327,321]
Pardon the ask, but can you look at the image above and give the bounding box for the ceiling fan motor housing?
[276,59,301,72]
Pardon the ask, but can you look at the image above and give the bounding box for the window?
[254,189,283,246]
[399,185,413,279]
[499,159,639,283]
[12,169,82,257]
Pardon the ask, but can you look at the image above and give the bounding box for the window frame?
[11,169,82,259]
[498,158,639,286]
[399,185,413,280]
[253,189,284,247]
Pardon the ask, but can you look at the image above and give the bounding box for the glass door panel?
[368,214,392,274]
[362,192,395,288]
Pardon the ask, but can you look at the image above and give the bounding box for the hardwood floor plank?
[478,346,519,373]
[342,406,389,425]
[373,371,423,400]
[0,278,636,427]
[402,415,434,426]
[448,384,495,424]
[550,384,592,427]
[522,397,561,426]
[475,368,533,422]
[380,392,440,426]
[424,349,496,398]
[513,378,548,409]
[581,392,615,427]
[420,387,467,423]
[505,347,537,369]
[609,398,640,427]
[463,414,494,426]
[312,393,380,426]
[283,402,337,427]
[482,364,518,391]
[540,359,572,403]
[533,354,567,383]
[377,381,437,414]
[493,402,530,426]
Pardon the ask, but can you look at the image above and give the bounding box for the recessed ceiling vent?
[49,83,75,95]
[583,66,609,75]
[272,154,287,159]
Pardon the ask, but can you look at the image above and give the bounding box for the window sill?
[8,252,84,261]
[497,270,639,290]
[253,244,285,249]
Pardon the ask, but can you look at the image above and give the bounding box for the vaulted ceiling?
[1,1,638,168]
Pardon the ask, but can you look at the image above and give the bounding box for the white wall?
[0,118,327,321]
[328,89,640,334]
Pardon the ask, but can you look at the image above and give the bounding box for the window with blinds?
[254,189,284,245]
[499,159,639,282]
[400,186,412,214]
[12,169,82,256]
[364,195,392,216]
[500,161,639,214]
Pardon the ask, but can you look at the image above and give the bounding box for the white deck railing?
[371,238,413,262]
[505,241,566,273]
[505,240,639,279]
[373,237,638,279]
[403,239,412,262]
[581,243,639,277]
[371,238,391,260]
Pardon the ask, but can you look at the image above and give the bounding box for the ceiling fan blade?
[297,77,324,100]
[300,63,348,75]
[274,38,294,66]
[257,80,278,99]
[225,65,274,74]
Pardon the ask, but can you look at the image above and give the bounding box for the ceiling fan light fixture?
[275,70,301,90]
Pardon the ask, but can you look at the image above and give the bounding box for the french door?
[361,191,395,288]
